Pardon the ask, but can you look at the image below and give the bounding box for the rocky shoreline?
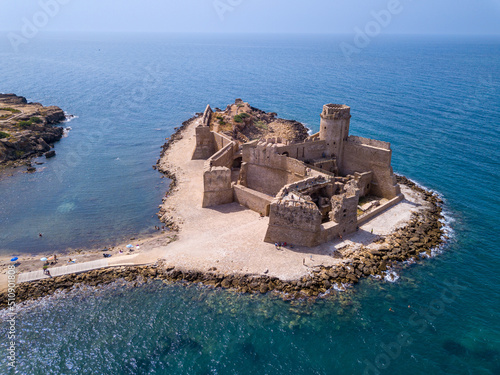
[0,93,68,173]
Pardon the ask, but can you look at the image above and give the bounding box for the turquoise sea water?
[0,34,499,374]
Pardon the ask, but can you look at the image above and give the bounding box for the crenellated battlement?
[320,104,351,120]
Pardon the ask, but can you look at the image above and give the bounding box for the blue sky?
[0,0,499,35]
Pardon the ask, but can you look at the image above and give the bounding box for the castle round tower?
[319,104,351,161]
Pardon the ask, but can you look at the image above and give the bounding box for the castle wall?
[353,171,373,197]
[319,221,342,243]
[329,193,359,234]
[202,165,233,207]
[213,132,233,152]
[202,133,239,207]
[192,105,215,160]
[242,142,307,196]
[192,126,215,160]
[246,164,304,197]
[276,139,327,161]
[233,185,272,216]
[312,159,337,175]
[264,200,323,247]
[357,193,404,226]
[210,140,237,168]
[341,136,400,199]
[347,135,391,150]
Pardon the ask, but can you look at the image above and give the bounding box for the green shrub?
[18,120,32,128]
[18,117,43,128]
[233,115,243,123]
[239,113,250,119]
[254,120,268,130]
[30,116,43,123]
[0,131,10,139]
[0,107,21,113]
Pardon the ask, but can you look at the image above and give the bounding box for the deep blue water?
[0,34,499,374]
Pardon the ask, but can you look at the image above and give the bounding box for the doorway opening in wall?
[232,156,242,169]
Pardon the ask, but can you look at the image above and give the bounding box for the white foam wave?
[403,258,416,265]
[333,282,351,292]
[383,270,400,283]
[63,113,78,123]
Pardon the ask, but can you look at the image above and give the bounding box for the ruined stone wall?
[242,142,307,196]
[246,164,303,196]
[202,134,239,206]
[264,200,323,247]
[278,175,332,196]
[341,136,400,199]
[210,140,237,168]
[347,135,390,150]
[329,193,359,234]
[233,185,272,216]
[213,132,233,152]
[312,159,337,175]
[192,105,215,160]
[319,221,342,243]
[353,171,373,197]
[192,126,215,160]
[276,139,327,161]
[202,165,233,207]
[357,194,404,226]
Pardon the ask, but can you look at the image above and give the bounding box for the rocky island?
[0,100,446,307]
[0,93,67,172]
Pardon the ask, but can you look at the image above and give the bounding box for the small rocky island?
[0,100,446,307]
[0,93,67,171]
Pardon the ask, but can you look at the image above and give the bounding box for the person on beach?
[53,254,57,263]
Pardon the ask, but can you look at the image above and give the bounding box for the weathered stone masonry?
[192,102,403,247]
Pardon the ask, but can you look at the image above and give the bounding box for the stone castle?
[192,102,403,247]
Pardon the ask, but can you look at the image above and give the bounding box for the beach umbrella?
[126,244,133,248]
[10,257,18,262]
[40,257,48,261]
